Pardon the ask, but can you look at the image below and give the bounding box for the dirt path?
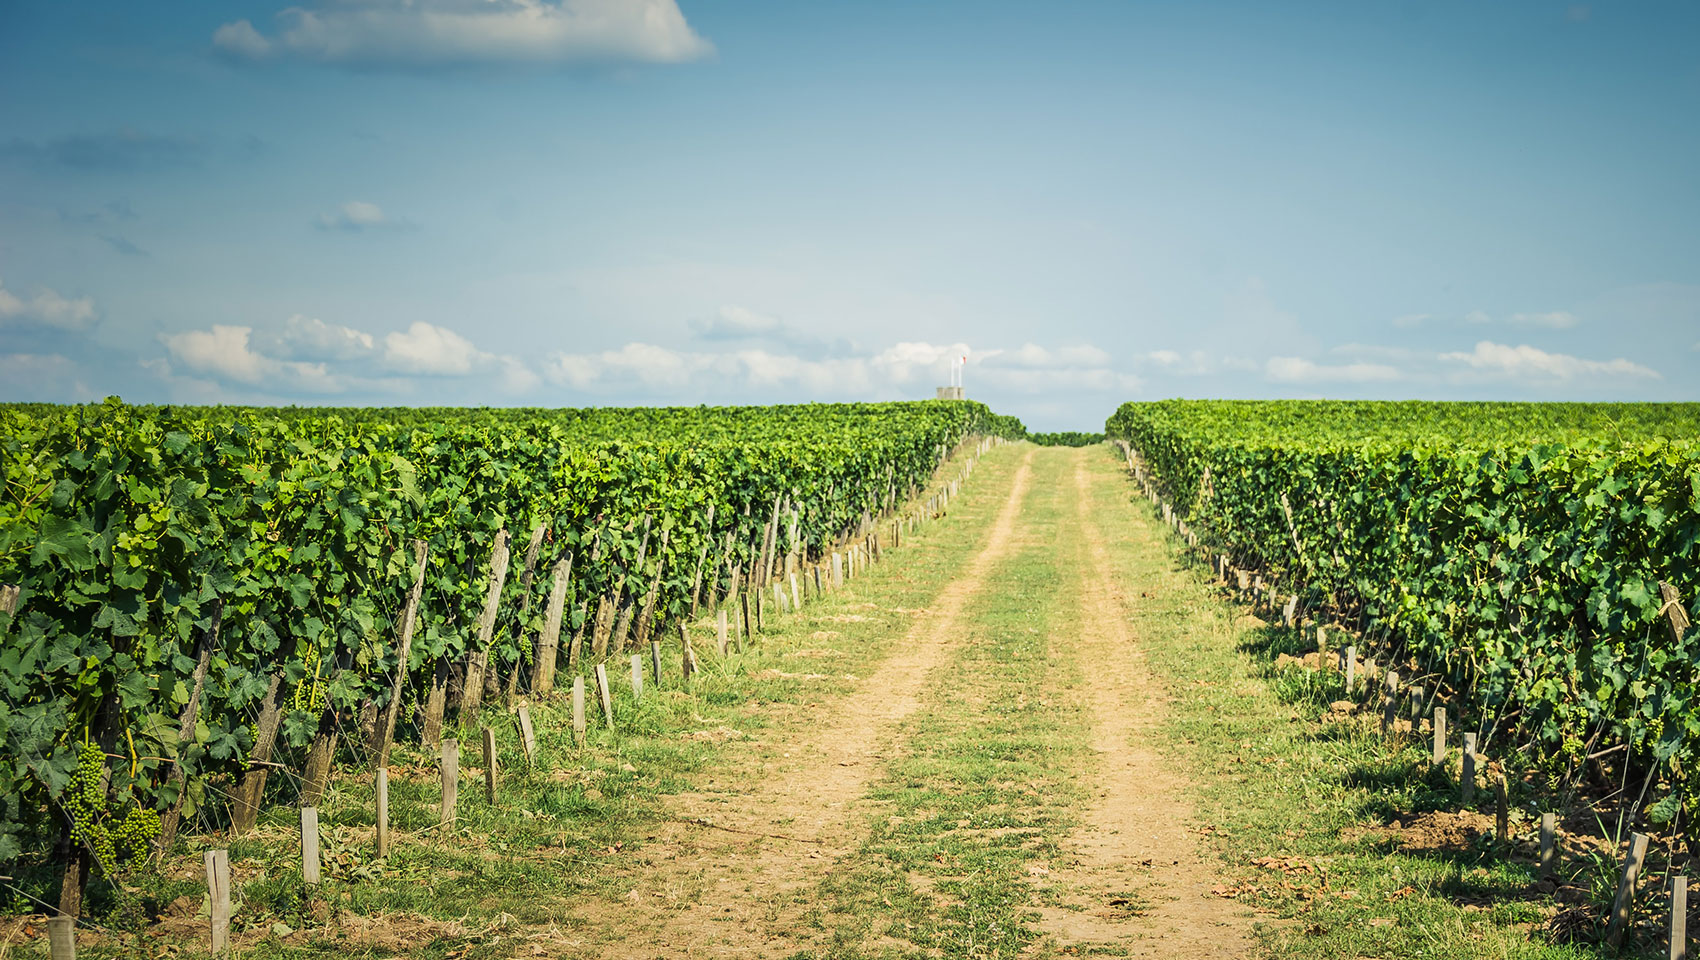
[1030,450,1249,957]
[576,449,1036,958]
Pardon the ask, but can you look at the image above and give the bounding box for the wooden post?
[232,633,301,835]
[504,523,549,702]
[375,769,390,858]
[609,603,636,658]
[630,653,644,700]
[1608,832,1651,948]
[1540,812,1558,877]
[680,622,699,680]
[632,531,669,648]
[1462,732,1478,803]
[516,706,536,764]
[572,676,586,745]
[688,504,715,616]
[1345,645,1357,695]
[721,540,739,607]
[1410,685,1425,724]
[440,738,459,825]
[1381,670,1398,736]
[717,609,729,655]
[204,849,230,955]
[481,726,497,802]
[1494,769,1510,840]
[300,703,339,809]
[790,572,801,611]
[157,597,223,859]
[422,661,450,749]
[463,528,511,712]
[47,916,74,960]
[831,551,843,589]
[589,595,615,661]
[375,540,429,766]
[300,807,321,884]
[568,529,605,670]
[594,663,614,727]
[1672,875,1688,960]
[757,496,781,587]
[1432,707,1447,766]
[533,555,571,696]
[1282,595,1298,628]
[1661,582,1691,644]
[650,640,662,687]
[609,518,652,658]
[742,591,754,639]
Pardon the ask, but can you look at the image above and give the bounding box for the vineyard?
[0,398,1019,937]
[1107,400,1700,843]
[10,397,1700,958]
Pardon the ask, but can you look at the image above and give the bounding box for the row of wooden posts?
[1115,439,1694,959]
[38,435,1004,959]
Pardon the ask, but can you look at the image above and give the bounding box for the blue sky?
[1,1,1696,431]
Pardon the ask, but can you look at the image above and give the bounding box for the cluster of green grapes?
[110,807,160,864]
[288,643,326,714]
[1642,716,1667,749]
[64,739,160,874]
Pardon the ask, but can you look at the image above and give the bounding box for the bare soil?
[567,449,1037,958]
[1026,453,1249,957]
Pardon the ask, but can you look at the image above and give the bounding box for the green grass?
[786,447,1091,958]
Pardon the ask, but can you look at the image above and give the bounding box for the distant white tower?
[937,355,966,399]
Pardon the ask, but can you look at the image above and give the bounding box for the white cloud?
[544,338,1133,398]
[868,341,972,385]
[317,200,408,232]
[158,317,536,396]
[260,314,376,361]
[545,342,870,394]
[212,19,272,59]
[1265,356,1402,384]
[983,343,1113,370]
[1465,310,1493,325]
[215,0,713,68]
[1138,349,1219,376]
[1507,311,1579,329]
[497,356,542,393]
[1391,313,1429,329]
[159,325,344,392]
[0,279,97,330]
[382,321,484,375]
[1439,341,1659,381]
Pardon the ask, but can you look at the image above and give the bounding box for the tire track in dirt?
[1030,450,1248,957]
[575,448,1036,959]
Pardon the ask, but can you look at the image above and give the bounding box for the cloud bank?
[0,279,97,330]
[216,0,713,68]
[1439,341,1659,381]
